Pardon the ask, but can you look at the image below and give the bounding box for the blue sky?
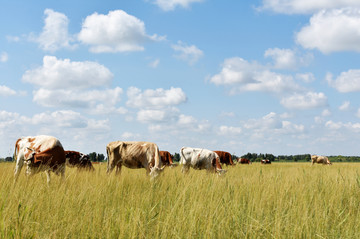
[1,0,360,157]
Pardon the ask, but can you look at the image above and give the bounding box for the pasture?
[1,162,360,238]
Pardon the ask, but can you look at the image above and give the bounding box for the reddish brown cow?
[213,151,234,166]
[238,158,252,164]
[65,151,94,171]
[160,151,177,167]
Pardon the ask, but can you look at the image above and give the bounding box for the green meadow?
[1,162,360,238]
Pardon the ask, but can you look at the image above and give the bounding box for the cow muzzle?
[149,166,165,177]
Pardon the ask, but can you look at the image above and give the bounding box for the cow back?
[160,151,174,166]
[214,151,234,165]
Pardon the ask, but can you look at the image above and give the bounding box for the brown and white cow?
[65,151,94,171]
[106,141,165,178]
[180,147,226,175]
[311,155,332,165]
[14,135,66,184]
[213,151,234,166]
[261,159,271,164]
[160,151,178,167]
[238,158,252,164]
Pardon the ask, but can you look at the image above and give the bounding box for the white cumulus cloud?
[32,87,123,109]
[327,70,360,92]
[339,101,350,111]
[137,108,180,123]
[210,57,302,94]
[296,8,360,53]
[31,9,75,52]
[22,56,113,90]
[172,41,203,65]
[153,0,203,11]
[218,126,242,135]
[243,112,304,135]
[281,92,328,110]
[127,87,187,108]
[260,0,360,14]
[78,10,163,53]
[264,48,313,69]
[0,85,16,97]
[1,52,8,62]
[21,56,126,113]
[325,120,360,132]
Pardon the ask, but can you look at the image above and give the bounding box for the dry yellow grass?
[1,162,360,238]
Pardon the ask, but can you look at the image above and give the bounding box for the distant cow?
[238,158,252,164]
[213,151,234,166]
[160,151,177,167]
[14,135,66,183]
[106,141,165,178]
[261,159,271,164]
[180,147,226,175]
[65,151,94,171]
[311,155,332,165]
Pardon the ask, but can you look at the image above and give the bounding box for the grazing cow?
[261,159,271,164]
[180,147,226,175]
[213,151,235,166]
[14,135,66,183]
[238,158,252,164]
[160,151,177,167]
[106,141,165,178]
[65,151,94,171]
[311,155,332,165]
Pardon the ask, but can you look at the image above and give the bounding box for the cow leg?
[45,171,51,185]
[115,163,122,175]
[181,165,190,174]
[59,165,65,182]
[106,160,117,174]
[25,165,33,177]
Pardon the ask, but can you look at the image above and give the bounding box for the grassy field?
[1,162,360,238]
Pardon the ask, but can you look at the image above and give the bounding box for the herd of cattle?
[12,135,332,183]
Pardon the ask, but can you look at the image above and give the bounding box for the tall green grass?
[1,162,360,238]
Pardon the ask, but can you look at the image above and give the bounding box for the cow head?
[149,165,165,178]
[216,168,227,176]
[24,147,37,165]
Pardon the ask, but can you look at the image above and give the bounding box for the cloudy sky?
[1,0,360,157]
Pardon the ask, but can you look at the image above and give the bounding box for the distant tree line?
[328,155,360,162]
[0,157,13,162]
[87,152,106,162]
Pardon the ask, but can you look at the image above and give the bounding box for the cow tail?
[154,145,160,168]
[180,147,186,164]
[13,138,21,162]
[106,145,110,172]
[228,153,233,165]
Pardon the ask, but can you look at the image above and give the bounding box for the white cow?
[179,147,226,175]
[311,155,332,165]
[14,135,66,183]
